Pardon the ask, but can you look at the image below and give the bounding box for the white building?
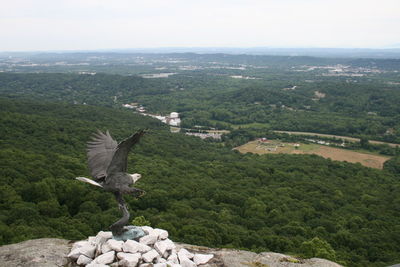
[170,112,179,118]
[133,106,181,127]
[122,104,135,109]
[165,112,181,126]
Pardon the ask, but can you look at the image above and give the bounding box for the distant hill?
[2,47,400,58]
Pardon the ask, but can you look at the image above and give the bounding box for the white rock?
[106,239,124,252]
[154,263,167,267]
[180,258,196,267]
[119,259,136,267]
[142,249,159,263]
[139,234,158,246]
[94,231,113,246]
[139,264,153,267]
[94,250,115,265]
[167,264,182,267]
[72,240,90,251]
[123,240,140,253]
[117,252,141,261]
[76,243,96,257]
[193,253,214,265]
[177,248,194,260]
[86,263,109,267]
[94,244,102,258]
[101,242,112,254]
[88,236,96,244]
[162,250,170,259]
[77,254,93,265]
[123,240,151,253]
[167,252,179,264]
[67,248,81,260]
[141,226,154,235]
[157,258,167,263]
[138,243,152,253]
[154,239,175,256]
[68,244,96,260]
[118,253,141,267]
[93,232,112,256]
[153,228,169,240]
[110,263,119,267]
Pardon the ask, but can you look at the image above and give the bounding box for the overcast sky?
[1,0,399,51]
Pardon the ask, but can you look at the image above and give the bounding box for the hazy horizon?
[1,0,399,52]
[2,46,400,53]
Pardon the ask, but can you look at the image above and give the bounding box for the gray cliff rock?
[0,238,342,267]
[0,238,71,267]
[175,243,342,267]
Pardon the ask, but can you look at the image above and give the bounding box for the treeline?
[0,72,170,106]
[0,97,400,266]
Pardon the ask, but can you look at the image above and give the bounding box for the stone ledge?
[0,238,342,267]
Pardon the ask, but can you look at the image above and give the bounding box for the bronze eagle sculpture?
[76,130,145,236]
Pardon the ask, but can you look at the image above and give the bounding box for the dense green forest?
[1,69,400,144]
[1,97,399,266]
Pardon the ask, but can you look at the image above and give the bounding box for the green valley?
[1,52,400,266]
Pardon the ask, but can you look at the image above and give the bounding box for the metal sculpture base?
[112,225,146,241]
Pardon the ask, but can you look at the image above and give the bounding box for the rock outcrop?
[0,230,342,267]
[177,243,342,267]
[0,238,71,267]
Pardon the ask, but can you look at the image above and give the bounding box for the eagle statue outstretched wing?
[106,131,144,178]
[87,130,118,181]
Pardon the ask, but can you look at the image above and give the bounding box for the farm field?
[235,140,391,169]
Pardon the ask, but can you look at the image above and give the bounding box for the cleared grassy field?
[235,140,391,169]
[273,130,400,147]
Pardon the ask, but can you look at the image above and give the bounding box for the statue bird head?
[130,173,142,183]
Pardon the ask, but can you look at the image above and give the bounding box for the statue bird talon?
[134,189,146,198]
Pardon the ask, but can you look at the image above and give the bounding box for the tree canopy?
[0,97,399,266]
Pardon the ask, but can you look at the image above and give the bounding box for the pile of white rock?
[67,226,213,267]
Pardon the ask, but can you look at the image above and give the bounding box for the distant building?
[122,104,135,109]
[185,132,222,140]
[167,112,181,126]
[170,112,179,118]
[133,105,181,127]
